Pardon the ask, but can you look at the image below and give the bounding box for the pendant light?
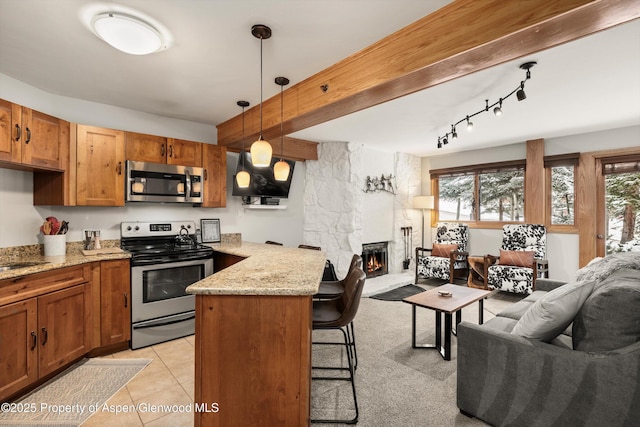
[273,76,290,181]
[249,24,273,168]
[236,100,251,188]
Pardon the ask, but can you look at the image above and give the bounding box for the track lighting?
[436,61,536,149]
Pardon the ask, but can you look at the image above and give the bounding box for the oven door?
[131,257,213,323]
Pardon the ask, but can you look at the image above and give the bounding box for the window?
[544,153,579,227]
[602,156,640,254]
[431,160,525,225]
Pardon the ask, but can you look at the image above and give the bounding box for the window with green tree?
[603,158,640,253]
[432,160,525,224]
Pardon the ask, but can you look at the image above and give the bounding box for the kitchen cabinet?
[76,124,125,206]
[126,131,202,167]
[100,259,131,346]
[0,264,94,401]
[0,299,38,400]
[202,143,227,208]
[0,98,69,170]
[37,284,93,377]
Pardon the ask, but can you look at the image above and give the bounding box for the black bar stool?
[311,266,366,424]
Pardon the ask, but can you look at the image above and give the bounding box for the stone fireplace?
[362,242,388,278]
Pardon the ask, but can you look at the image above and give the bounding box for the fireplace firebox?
[362,242,388,278]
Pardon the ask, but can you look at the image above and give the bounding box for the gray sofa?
[457,254,640,427]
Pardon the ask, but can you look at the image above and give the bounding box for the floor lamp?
[412,195,434,248]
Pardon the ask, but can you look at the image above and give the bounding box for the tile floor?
[83,336,196,427]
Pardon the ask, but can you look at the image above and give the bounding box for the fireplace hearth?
[362,242,388,278]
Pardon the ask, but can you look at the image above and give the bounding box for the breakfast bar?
[186,242,326,427]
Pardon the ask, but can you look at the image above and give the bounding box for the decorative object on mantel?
[363,174,397,194]
[274,76,291,181]
[401,226,413,269]
[436,61,536,149]
[249,24,273,167]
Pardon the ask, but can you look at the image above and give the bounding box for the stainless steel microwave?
[126,160,203,204]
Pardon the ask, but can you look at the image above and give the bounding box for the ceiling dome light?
[91,12,166,55]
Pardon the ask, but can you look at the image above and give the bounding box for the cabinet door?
[76,125,125,206]
[38,284,92,377]
[21,108,64,169]
[0,299,38,401]
[100,260,131,346]
[125,132,167,164]
[0,99,22,163]
[167,138,202,167]
[202,144,227,207]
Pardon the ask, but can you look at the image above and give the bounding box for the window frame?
[544,153,579,233]
[430,159,526,228]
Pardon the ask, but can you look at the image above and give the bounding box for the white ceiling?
[1,1,639,158]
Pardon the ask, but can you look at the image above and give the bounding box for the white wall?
[360,147,394,243]
[0,75,305,249]
[421,125,640,281]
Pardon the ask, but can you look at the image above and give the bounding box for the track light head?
[437,138,442,149]
[466,116,473,131]
[493,98,503,116]
[451,125,457,140]
[443,137,448,145]
[517,87,526,101]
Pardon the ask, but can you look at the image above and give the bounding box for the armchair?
[415,222,469,284]
[470,224,547,295]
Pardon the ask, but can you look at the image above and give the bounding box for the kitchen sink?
[0,261,50,272]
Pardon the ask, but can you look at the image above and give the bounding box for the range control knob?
[134,226,140,231]
[126,226,132,231]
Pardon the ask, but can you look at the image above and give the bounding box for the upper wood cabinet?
[126,131,202,167]
[0,98,68,170]
[76,125,125,206]
[202,144,227,208]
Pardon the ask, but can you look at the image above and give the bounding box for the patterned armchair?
[415,223,469,284]
[481,224,547,295]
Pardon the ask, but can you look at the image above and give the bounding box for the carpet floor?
[0,358,151,426]
[311,282,524,426]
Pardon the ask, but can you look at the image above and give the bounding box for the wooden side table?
[403,284,493,360]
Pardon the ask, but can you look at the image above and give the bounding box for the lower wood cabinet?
[0,283,92,400]
[0,259,132,402]
[100,259,131,346]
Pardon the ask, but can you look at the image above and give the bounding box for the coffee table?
[403,284,493,361]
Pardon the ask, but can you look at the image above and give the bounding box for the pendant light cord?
[259,36,264,140]
[241,105,245,169]
[280,84,284,160]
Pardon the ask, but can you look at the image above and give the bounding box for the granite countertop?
[187,241,326,296]
[0,241,130,281]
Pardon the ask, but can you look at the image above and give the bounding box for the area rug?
[0,358,151,426]
[369,284,425,301]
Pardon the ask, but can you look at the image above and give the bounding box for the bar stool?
[311,266,366,424]
[315,254,363,368]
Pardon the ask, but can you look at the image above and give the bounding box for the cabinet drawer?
[0,264,93,306]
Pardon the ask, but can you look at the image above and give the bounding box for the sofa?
[457,252,640,427]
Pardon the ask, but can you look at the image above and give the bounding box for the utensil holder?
[43,234,66,256]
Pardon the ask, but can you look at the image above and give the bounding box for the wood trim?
[577,152,597,266]
[525,139,545,224]
[225,136,318,162]
[217,0,640,153]
[429,159,526,177]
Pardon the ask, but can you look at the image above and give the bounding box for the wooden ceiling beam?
[225,136,318,162]
[217,0,640,159]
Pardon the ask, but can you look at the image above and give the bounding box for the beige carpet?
[0,358,151,426]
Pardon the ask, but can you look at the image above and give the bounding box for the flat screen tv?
[232,152,295,198]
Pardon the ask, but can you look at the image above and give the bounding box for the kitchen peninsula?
[186,241,326,427]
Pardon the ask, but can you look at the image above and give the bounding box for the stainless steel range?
[121,220,213,349]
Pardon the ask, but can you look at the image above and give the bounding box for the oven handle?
[132,312,196,329]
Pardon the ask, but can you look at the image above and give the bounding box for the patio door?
[596,154,640,256]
